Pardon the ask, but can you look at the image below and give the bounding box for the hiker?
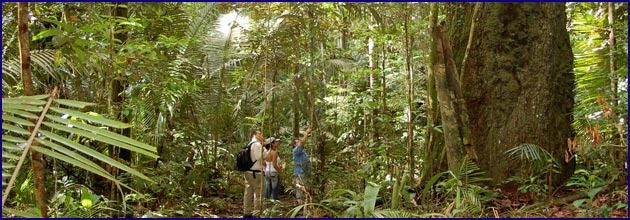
[292,127,312,204]
[242,130,267,217]
[263,137,284,203]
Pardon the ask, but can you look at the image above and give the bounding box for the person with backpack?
[241,130,267,217]
[292,127,312,205]
[262,137,284,204]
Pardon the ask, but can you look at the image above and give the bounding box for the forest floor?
[181,184,628,218]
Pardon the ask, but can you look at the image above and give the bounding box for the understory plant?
[503,143,560,201]
[436,157,494,217]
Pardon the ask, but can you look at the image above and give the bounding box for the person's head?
[272,138,281,149]
[291,139,301,148]
[265,137,281,150]
[250,130,263,142]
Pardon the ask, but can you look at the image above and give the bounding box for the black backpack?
[235,141,257,171]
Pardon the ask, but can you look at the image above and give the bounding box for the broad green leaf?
[81,186,93,208]
[2,123,31,135]
[587,187,603,199]
[43,122,158,158]
[53,99,96,109]
[2,135,27,144]
[32,29,64,41]
[573,198,587,208]
[326,188,358,200]
[38,130,155,183]
[49,107,131,129]
[2,114,35,127]
[362,182,380,216]
[1,103,44,112]
[423,172,446,203]
[46,116,157,152]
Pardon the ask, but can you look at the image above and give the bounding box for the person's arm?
[251,142,263,161]
[271,152,284,177]
[299,127,312,144]
[262,161,267,174]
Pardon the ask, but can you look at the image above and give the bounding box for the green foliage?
[570,2,627,169]
[2,2,628,217]
[288,181,381,218]
[503,144,559,200]
[49,180,116,218]
[2,94,158,216]
[390,169,409,209]
[436,157,493,217]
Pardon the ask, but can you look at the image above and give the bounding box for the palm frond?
[2,91,158,203]
[185,3,219,41]
[505,143,551,162]
[371,209,446,218]
[2,49,63,90]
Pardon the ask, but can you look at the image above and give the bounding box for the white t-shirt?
[249,138,268,171]
[265,150,280,175]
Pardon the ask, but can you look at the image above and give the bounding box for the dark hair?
[264,143,271,150]
[291,139,299,148]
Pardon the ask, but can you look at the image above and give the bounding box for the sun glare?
[218,10,250,37]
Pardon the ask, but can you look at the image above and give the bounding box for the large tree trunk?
[18,3,48,217]
[452,3,575,185]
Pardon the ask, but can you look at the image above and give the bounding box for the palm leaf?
[371,209,444,218]
[2,91,158,206]
[1,49,64,91]
[505,143,551,162]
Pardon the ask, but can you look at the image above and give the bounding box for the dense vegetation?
[2,2,627,218]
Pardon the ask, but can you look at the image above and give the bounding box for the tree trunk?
[452,3,575,185]
[107,2,130,206]
[432,22,469,173]
[607,2,617,108]
[110,2,131,162]
[403,3,415,175]
[18,2,48,217]
[422,2,447,183]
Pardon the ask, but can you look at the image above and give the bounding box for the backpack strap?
[247,140,260,173]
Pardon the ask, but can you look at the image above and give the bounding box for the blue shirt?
[293,144,312,176]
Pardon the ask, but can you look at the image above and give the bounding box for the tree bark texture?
[452,3,575,185]
[432,22,478,173]
[110,2,131,162]
[18,2,48,217]
[106,2,130,205]
[423,2,447,181]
